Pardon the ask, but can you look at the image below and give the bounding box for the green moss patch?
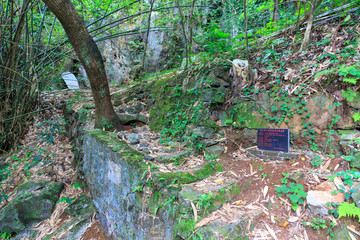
[230,102,269,129]
[156,161,224,185]
[87,129,145,169]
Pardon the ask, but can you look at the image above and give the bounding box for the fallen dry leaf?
[282,221,289,228]
[347,226,360,237]
[194,214,219,229]
[263,186,268,199]
[321,159,332,172]
[191,201,198,223]
[265,223,278,240]
[289,216,299,223]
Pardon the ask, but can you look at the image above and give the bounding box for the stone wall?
[81,129,237,239]
[82,130,173,239]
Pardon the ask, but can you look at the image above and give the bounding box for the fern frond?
[314,68,337,80]
[338,202,360,222]
[343,78,357,85]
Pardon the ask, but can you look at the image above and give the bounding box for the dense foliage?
[0,0,359,151]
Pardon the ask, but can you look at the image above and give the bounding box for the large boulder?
[0,181,64,235]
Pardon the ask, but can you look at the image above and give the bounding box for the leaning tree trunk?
[300,0,316,51]
[42,0,122,130]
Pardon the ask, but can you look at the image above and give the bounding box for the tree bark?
[272,0,279,24]
[176,0,189,68]
[142,0,155,70]
[42,0,122,130]
[244,0,250,62]
[300,0,316,51]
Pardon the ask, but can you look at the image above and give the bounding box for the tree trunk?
[300,0,316,51]
[176,0,189,68]
[273,0,279,24]
[42,0,122,130]
[188,0,197,64]
[142,0,155,70]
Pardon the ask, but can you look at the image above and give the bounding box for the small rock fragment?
[144,155,154,161]
[289,172,305,183]
[306,190,345,215]
[126,134,140,145]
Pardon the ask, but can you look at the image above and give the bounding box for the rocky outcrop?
[81,129,252,239]
[0,181,63,236]
[111,66,359,157]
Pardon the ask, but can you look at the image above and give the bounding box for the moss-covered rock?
[192,126,216,139]
[86,129,145,169]
[196,215,253,240]
[332,223,352,240]
[65,194,95,217]
[44,212,93,240]
[118,113,149,124]
[155,150,191,163]
[230,100,270,129]
[205,145,225,156]
[0,181,64,235]
[156,161,224,185]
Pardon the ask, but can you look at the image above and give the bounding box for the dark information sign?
[257,128,290,152]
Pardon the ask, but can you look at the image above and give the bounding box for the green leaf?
[314,68,336,79]
[342,88,356,102]
[343,78,357,84]
[338,202,360,221]
[353,112,360,123]
[141,170,148,180]
[298,190,307,198]
[292,204,298,211]
[132,186,143,193]
[344,15,351,22]
[289,194,300,203]
[349,68,360,78]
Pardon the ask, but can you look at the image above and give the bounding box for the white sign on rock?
[61,72,80,89]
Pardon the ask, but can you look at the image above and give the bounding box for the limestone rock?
[117,113,149,124]
[192,127,215,139]
[339,130,360,154]
[144,155,155,161]
[306,190,345,215]
[289,172,305,183]
[351,184,360,208]
[202,87,227,104]
[179,186,203,202]
[218,111,230,127]
[315,181,337,191]
[124,104,144,115]
[155,150,191,163]
[65,194,94,217]
[231,59,249,94]
[206,72,230,88]
[332,223,352,240]
[126,134,140,145]
[203,139,218,147]
[39,194,97,240]
[196,215,254,240]
[0,181,64,235]
[205,145,225,156]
